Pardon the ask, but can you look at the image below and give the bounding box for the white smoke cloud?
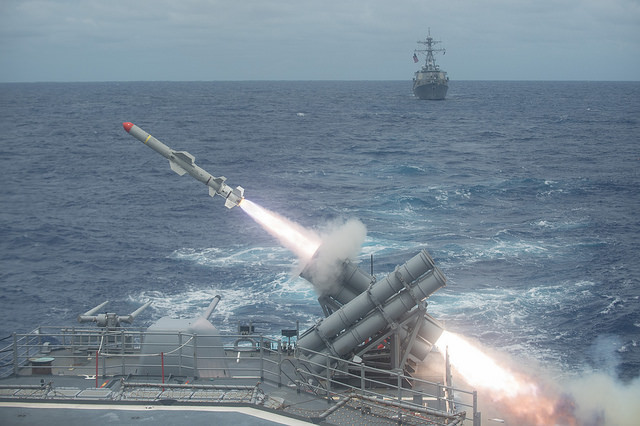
[301,218,367,295]
[567,373,640,426]
[318,218,367,262]
[565,335,640,425]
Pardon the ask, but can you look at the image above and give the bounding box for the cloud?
[1,0,638,81]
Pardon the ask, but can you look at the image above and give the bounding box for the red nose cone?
[123,122,134,133]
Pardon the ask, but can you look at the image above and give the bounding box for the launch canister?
[122,122,244,208]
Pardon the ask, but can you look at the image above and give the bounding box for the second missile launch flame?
[122,122,244,208]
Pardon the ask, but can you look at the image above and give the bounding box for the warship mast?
[415,28,446,72]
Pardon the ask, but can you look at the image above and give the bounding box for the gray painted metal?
[297,249,446,371]
[122,122,244,208]
[77,301,151,328]
[301,251,373,308]
[203,295,222,321]
[140,297,228,378]
[413,80,449,100]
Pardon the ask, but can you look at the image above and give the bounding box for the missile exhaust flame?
[435,331,577,425]
[436,331,538,397]
[239,199,321,261]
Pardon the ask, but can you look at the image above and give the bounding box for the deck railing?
[0,326,480,425]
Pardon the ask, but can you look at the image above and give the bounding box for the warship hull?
[413,80,448,100]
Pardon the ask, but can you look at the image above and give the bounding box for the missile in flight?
[122,122,244,208]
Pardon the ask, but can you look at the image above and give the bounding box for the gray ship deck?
[0,327,479,425]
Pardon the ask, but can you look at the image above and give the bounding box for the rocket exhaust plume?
[435,331,577,425]
[436,331,538,396]
[239,199,321,262]
[239,201,367,297]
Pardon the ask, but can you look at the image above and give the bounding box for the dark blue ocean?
[1,81,639,388]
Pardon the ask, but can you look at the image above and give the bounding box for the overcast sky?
[1,0,639,82]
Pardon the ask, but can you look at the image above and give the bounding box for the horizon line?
[1,79,639,84]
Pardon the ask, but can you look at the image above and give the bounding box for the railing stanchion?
[278,340,282,387]
[121,329,126,376]
[192,334,198,377]
[95,351,99,388]
[178,332,183,376]
[260,335,264,381]
[161,352,165,391]
[326,355,331,402]
[12,333,18,376]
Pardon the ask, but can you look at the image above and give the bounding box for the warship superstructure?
[412,30,449,100]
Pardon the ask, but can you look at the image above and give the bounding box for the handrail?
[0,326,477,425]
[294,344,476,422]
[278,357,300,388]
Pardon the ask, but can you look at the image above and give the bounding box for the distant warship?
[412,30,449,100]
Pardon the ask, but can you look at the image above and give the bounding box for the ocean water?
[1,80,639,388]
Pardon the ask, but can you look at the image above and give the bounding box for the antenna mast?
[415,28,446,72]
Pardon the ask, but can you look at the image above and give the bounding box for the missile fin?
[208,187,216,197]
[173,151,195,166]
[169,160,187,176]
[223,186,245,208]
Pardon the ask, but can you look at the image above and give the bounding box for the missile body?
[123,122,244,208]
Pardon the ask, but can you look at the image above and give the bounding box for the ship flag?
[413,53,419,63]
